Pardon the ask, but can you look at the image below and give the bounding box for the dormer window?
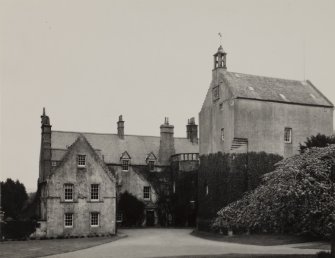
[146,152,157,172]
[122,160,129,171]
[77,155,86,167]
[148,160,155,171]
[120,151,131,171]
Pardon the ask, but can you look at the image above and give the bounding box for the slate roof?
[219,70,333,107]
[51,131,198,166]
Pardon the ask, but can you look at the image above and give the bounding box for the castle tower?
[213,45,227,70]
[39,107,52,183]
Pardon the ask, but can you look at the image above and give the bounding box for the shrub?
[213,145,335,239]
[3,220,37,240]
[317,251,332,258]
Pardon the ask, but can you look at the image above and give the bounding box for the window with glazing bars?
[77,155,86,167]
[64,213,73,227]
[90,212,99,227]
[122,160,129,171]
[143,186,151,200]
[64,184,73,201]
[284,128,292,143]
[91,184,99,201]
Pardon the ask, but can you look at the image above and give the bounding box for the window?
[64,213,73,227]
[219,103,223,110]
[148,161,155,171]
[284,128,292,143]
[173,182,176,194]
[51,161,57,167]
[90,212,99,227]
[77,155,86,167]
[64,184,73,201]
[221,128,224,141]
[143,186,151,200]
[212,86,220,101]
[122,159,129,171]
[90,184,99,201]
[205,184,209,196]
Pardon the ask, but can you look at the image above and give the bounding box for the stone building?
[37,109,117,237]
[197,45,334,230]
[37,111,199,235]
[200,45,334,158]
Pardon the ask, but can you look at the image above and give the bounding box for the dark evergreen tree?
[299,133,335,154]
[1,178,28,220]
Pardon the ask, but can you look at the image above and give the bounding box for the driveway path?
[45,228,323,258]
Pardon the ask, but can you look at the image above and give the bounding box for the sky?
[1,0,335,192]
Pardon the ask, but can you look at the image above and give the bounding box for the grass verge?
[0,234,125,258]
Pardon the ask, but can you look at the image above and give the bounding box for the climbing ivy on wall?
[197,151,283,231]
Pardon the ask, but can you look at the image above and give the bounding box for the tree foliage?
[1,178,28,220]
[118,191,145,226]
[213,145,335,239]
[300,133,335,154]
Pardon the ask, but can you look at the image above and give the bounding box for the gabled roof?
[218,70,333,107]
[146,152,157,161]
[120,151,131,160]
[51,131,198,166]
[51,134,116,182]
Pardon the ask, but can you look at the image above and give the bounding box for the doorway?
[146,210,155,226]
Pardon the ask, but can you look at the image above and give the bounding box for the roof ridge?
[52,130,161,138]
[52,130,192,140]
[226,70,305,83]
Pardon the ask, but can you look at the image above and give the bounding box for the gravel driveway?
[44,228,323,258]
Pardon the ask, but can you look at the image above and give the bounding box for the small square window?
[90,212,99,227]
[64,213,73,227]
[64,184,73,201]
[143,186,151,200]
[91,184,99,201]
[284,128,292,143]
[122,160,129,171]
[51,161,57,167]
[221,128,224,141]
[77,155,86,167]
[148,161,155,171]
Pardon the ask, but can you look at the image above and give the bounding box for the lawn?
[0,234,124,258]
[192,231,330,250]
[158,255,316,258]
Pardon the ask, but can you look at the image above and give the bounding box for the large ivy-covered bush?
[213,145,335,239]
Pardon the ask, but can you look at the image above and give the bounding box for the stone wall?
[199,70,334,158]
[45,136,116,237]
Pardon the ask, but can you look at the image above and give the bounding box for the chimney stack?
[186,117,198,144]
[39,107,52,183]
[158,117,175,165]
[117,115,124,139]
